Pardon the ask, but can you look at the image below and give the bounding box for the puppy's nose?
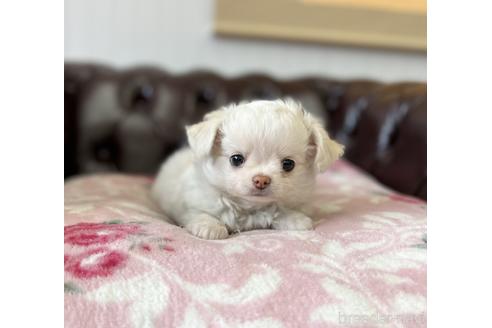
[252,175,271,190]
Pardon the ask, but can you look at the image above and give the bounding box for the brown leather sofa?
[65,63,427,200]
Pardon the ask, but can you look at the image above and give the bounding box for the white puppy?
[151,99,344,239]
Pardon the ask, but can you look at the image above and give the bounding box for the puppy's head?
[186,99,344,205]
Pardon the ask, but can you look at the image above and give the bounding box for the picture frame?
[215,0,426,51]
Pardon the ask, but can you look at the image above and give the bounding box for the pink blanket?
[65,161,426,328]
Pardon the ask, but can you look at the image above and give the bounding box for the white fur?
[151,99,344,239]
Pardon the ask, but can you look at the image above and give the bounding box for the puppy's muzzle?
[252,175,271,190]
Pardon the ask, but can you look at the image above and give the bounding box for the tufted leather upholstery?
[65,63,427,200]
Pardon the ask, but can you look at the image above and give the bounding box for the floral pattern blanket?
[64,160,427,328]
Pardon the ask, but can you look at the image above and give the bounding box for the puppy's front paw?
[272,211,313,231]
[185,215,229,240]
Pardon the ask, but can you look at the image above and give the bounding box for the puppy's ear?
[186,109,224,158]
[305,115,344,172]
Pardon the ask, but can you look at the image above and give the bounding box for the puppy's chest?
[218,198,279,232]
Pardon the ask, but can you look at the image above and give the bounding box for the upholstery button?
[195,87,217,106]
[242,86,280,100]
[131,83,155,108]
[92,135,119,163]
[325,97,339,110]
[250,88,273,99]
[95,147,111,162]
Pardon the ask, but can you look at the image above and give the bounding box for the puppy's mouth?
[244,189,275,201]
[225,188,275,204]
[249,189,270,196]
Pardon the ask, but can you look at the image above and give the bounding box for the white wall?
[65,0,426,82]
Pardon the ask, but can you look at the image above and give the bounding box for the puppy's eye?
[281,159,295,172]
[230,154,245,167]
